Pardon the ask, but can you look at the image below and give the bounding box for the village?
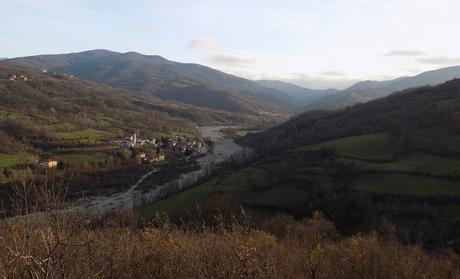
[7,73,31,82]
[5,70,75,83]
[0,69,209,171]
[36,132,209,170]
[113,132,206,164]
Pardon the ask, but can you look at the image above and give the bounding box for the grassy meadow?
[0,153,37,169]
[142,128,460,220]
[353,174,460,196]
[305,133,398,161]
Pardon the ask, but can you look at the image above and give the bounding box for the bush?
[0,210,457,278]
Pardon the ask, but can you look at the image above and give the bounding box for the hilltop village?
[5,70,75,83]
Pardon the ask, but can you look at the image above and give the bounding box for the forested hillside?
[304,66,460,111]
[242,79,460,153]
[256,79,338,107]
[0,63,261,155]
[143,80,460,250]
[7,50,295,116]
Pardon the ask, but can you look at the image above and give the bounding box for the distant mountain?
[0,62,255,144]
[256,80,338,107]
[7,50,295,115]
[304,66,460,111]
[241,78,460,153]
[0,62,199,153]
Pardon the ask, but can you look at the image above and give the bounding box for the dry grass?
[0,211,457,279]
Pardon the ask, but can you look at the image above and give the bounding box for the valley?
[136,79,460,251]
[4,2,460,277]
[73,126,250,217]
[2,57,460,250]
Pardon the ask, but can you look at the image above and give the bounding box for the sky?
[2,0,460,89]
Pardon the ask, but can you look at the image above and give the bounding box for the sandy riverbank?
[70,126,250,217]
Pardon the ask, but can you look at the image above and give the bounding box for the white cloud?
[284,73,359,90]
[319,70,346,77]
[384,49,426,57]
[209,52,260,67]
[188,37,216,50]
[256,72,359,90]
[131,23,156,33]
[416,55,460,66]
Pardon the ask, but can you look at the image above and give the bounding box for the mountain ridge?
[256,79,339,107]
[304,65,460,111]
[7,50,296,116]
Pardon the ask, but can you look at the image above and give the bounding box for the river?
[70,126,251,217]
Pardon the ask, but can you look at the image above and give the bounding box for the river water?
[71,126,251,217]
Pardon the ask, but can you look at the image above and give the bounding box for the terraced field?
[242,184,310,209]
[55,129,115,140]
[353,174,460,196]
[141,128,460,218]
[0,153,37,169]
[338,152,460,177]
[305,133,398,161]
[58,153,106,163]
[414,128,460,154]
[139,167,270,216]
[315,131,460,196]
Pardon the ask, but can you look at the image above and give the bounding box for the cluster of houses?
[115,133,150,148]
[5,70,76,83]
[30,133,205,170]
[136,151,165,164]
[42,70,75,79]
[115,133,204,160]
[8,74,31,82]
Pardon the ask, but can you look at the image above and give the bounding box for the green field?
[0,79,6,89]
[339,152,460,177]
[0,153,37,169]
[139,167,270,217]
[56,145,119,153]
[353,174,460,196]
[243,184,310,209]
[140,128,460,216]
[235,129,260,137]
[55,129,114,140]
[414,128,460,153]
[305,133,398,161]
[58,153,106,163]
[437,205,460,217]
[49,122,78,132]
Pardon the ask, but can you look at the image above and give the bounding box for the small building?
[17,75,30,82]
[41,159,58,168]
[8,74,17,81]
[139,152,146,160]
[148,154,165,163]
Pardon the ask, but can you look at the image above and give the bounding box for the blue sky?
[2,0,460,89]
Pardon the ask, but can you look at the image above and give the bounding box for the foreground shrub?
[0,211,457,278]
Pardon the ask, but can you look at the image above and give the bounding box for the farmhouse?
[145,154,165,163]
[41,159,58,168]
[8,74,31,82]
